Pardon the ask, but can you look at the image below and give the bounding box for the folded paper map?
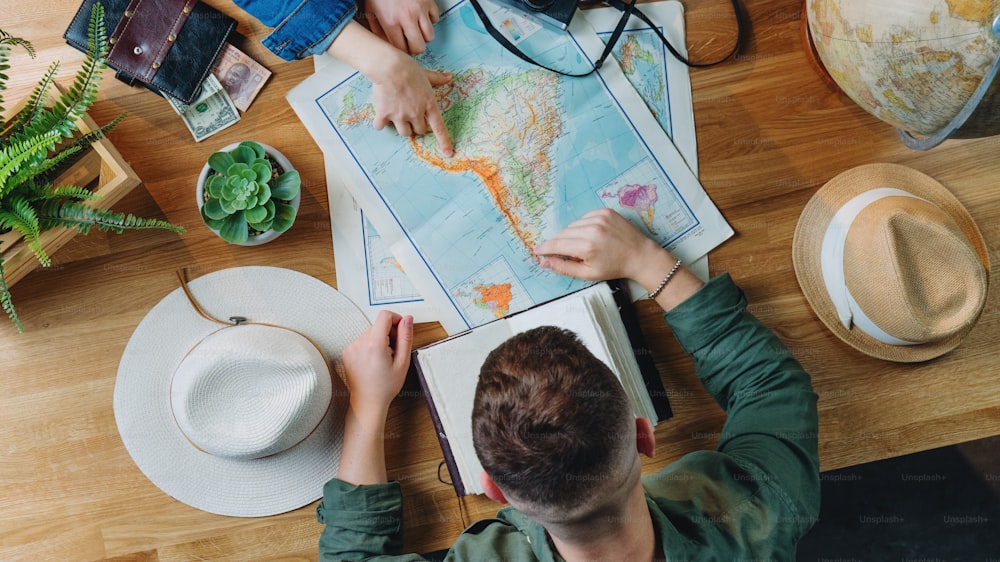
[289,0,733,333]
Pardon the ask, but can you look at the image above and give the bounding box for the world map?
[309,0,718,330]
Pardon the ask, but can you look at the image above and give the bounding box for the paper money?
[166,75,241,142]
[165,74,225,115]
[210,42,271,112]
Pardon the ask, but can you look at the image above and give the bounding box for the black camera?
[490,0,578,30]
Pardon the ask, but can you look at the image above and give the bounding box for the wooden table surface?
[2,0,998,559]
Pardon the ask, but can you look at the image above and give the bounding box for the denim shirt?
[233,0,358,61]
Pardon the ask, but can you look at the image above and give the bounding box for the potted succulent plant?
[0,4,185,332]
[197,140,301,245]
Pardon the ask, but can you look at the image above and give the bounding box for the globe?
[806,0,1000,149]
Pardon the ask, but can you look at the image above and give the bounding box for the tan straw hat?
[115,266,369,516]
[792,163,990,362]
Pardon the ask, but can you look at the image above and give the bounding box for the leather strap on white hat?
[171,268,336,458]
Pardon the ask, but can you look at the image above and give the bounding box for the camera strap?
[468,0,744,77]
[468,0,632,77]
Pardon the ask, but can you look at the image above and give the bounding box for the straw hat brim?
[792,163,990,362]
[115,266,370,517]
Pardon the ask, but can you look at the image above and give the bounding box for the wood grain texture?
[1,0,998,559]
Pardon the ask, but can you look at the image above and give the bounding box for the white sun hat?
[114,266,370,517]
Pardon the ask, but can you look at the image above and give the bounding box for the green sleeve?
[316,480,545,561]
[317,479,428,562]
[661,273,821,543]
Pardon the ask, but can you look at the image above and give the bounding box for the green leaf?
[262,199,276,222]
[239,141,265,159]
[208,151,235,175]
[218,210,248,244]
[270,202,297,233]
[47,185,101,201]
[202,197,228,220]
[0,132,61,197]
[257,181,271,205]
[251,161,271,184]
[0,250,24,333]
[221,181,240,201]
[36,200,184,234]
[200,204,225,230]
[206,174,226,198]
[251,217,274,232]
[226,161,250,180]
[0,196,48,266]
[244,204,268,224]
[231,145,256,166]
[239,167,256,182]
[219,196,237,215]
[270,170,300,200]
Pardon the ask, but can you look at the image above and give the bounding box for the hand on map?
[535,209,665,281]
[371,50,454,156]
[537,210,704,311]
[364,0,440,54]
[328,22,455,156]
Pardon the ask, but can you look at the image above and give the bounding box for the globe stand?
[897,41,1000,150]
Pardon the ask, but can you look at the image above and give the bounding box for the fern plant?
[0,3,184,333]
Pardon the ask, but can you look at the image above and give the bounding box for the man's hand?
[534,209,703,311]
[365,0,440,54]
[342,311,414,414]
[337,311,414,486]
[534,209,665,282]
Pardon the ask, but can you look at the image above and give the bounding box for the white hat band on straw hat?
[792,163,990,363]
[820,187,928,346]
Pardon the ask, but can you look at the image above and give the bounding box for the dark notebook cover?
[410,279,672,496]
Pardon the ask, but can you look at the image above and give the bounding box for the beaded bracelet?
[645,258,683,300]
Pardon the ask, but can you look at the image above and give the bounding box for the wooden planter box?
[0,104,142,287]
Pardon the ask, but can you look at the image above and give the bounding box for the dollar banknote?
[164,74,225,115]
[165,75,240,142]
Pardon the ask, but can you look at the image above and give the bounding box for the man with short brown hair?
[325,209,820,561]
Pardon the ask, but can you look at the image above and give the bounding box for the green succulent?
[0,3,184,333]
[200,140,300,245]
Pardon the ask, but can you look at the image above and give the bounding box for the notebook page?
[418,319,513,494]
[585,287,658,423]
[506,284,618,376]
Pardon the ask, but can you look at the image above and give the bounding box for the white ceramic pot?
[196,142,301,246]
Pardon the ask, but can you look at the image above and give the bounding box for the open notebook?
[411,280,672,496]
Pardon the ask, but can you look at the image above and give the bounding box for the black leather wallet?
[64,0,237,104]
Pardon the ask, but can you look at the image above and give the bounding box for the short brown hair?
[472,326,634,514]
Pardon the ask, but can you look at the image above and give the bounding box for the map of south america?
[303,0,728,331]
[336,68,562,255]
[412,68,562,252]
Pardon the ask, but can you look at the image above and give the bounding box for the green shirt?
[317,273,821,561]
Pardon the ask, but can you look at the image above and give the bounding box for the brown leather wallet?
[64,0,237,104]
[107,0,196,84]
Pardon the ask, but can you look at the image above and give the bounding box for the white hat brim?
[114,266,369,517]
